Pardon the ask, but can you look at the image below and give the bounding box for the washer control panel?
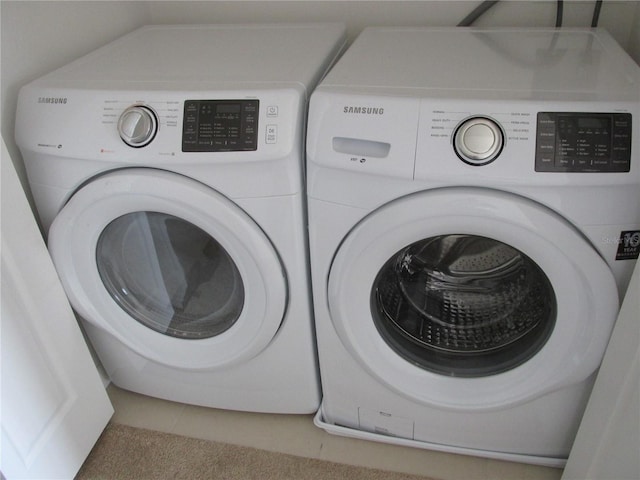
[182,100,259,152]
[535,113,632,172]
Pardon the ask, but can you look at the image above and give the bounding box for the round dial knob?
[118,105,158,147]
[454,117,504,165]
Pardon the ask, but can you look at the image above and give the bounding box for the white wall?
[1,0,151,194]
[148,1,640,48]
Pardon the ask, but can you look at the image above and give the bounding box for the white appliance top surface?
[320,27,639,99]
[33,24,346,89]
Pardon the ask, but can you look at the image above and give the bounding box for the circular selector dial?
[118,105,158,147]
[454,117,504,165]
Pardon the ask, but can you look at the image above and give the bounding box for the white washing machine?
[15,24,346,414]
[306,27,640,465]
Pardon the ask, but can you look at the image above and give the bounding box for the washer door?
[328,188,619,410]
[49,169,287,370]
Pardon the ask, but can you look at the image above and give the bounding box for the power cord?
[457,1,499,27]
[592,0,603,27]
[458,0,604,29]
[556,1,564,27]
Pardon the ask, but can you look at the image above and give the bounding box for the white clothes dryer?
[306,27,640,465]
[16,24,346,414]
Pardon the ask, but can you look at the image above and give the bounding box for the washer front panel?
[327,188,619,410]
[48,169,287,370]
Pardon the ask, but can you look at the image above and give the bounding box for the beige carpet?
[76,423,435,480]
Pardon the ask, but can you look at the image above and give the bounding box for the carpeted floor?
[76,423,436,480]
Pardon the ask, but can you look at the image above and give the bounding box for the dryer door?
[328,188,619,410]
[48,169,287,370]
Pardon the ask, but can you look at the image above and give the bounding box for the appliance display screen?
[535,112,632,173]
[182,100,259,152]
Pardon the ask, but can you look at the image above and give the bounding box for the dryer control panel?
[535,112,632,173]
[182,100,259,152]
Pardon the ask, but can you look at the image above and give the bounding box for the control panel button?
[118,105,158,148]
[454,117,504,165]
[266,106,279,117]
[463,123,496,154]
[266,125,277,144]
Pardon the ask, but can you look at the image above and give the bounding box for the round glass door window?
[372,234,556,377]
[96,212,244,339]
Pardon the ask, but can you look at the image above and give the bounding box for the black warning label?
[616,231,640,260]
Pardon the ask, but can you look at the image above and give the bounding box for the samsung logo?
[38,97,68,105]
[343,106,384,115]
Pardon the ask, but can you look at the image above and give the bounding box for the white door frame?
[1,140,113,479]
